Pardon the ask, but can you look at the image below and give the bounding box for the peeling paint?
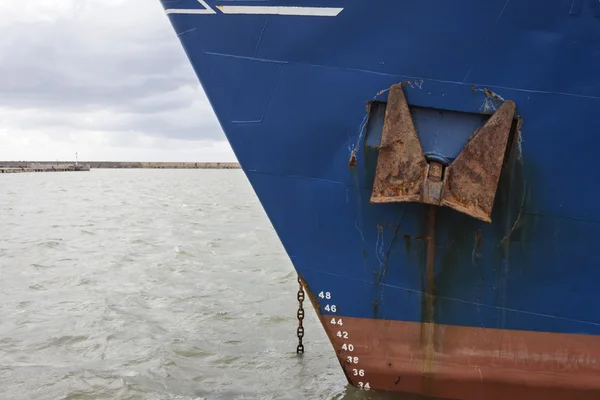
[499,119,527,248]
[348,113,369,164]
[499,188,526,247]
[348,150,357,167]
[376,207,406,285]
[347,87,393,164]
[474,87,506,114]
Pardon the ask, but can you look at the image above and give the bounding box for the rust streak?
[420,206,437,394]
[425,206,437,323]
[420,206,437,395]
[403,234,411,255]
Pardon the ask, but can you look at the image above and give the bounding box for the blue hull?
[159,1,600,397]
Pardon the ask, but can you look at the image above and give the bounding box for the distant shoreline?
[0,161,241,170]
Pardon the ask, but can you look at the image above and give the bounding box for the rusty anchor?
[370,84,516,223]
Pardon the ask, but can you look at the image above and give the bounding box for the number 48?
[318,291,331,299]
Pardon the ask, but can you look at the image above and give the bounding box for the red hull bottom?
[319,316,600,399]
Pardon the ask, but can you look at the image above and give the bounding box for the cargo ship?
[159,1,600,398]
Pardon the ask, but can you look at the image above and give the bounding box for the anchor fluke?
[370,84,516,223]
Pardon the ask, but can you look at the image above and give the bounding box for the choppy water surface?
[0,170,410,400]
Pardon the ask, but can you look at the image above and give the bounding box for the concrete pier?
[0,163,90,174]
[86,161,241,169]
[0,161,240,171]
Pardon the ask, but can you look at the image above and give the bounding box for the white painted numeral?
[358,382,370,390]
[342,343,354,351]
[347,356,359,364]
[318,291,331,299]
[337,331,349,339]
[353,369,365,377]
[324,304,337,313]
[330,318,343,326]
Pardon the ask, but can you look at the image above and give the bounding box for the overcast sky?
[0,0,236,162]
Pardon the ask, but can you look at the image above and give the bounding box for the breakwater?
[1,163,90,174]
[0,161,240,170]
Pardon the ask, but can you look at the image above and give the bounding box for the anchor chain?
[296,276,305,354]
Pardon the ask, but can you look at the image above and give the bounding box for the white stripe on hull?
[217,6,343,16]
[165,4,343,17]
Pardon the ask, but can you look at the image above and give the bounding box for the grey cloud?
[12,98,224,141]
[0,0,225,146]
[1,22,189,111]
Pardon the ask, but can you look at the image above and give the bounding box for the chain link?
[296,276,305,354]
